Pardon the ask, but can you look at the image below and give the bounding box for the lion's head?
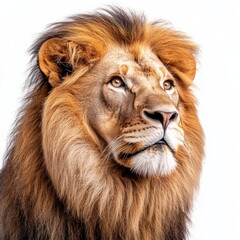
[0,8,204,240]
[43,45,185,177]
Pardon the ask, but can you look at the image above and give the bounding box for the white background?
[0,0,239,239]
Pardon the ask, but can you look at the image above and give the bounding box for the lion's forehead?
[104,47,172,84]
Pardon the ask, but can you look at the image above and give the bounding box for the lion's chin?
[117,144,177,177]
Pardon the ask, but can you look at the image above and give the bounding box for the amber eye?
[110,77,125,88]
[163,80,174,91]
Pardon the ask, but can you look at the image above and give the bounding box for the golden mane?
[0,7,204,240]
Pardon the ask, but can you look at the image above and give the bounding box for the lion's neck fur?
[0,82,202,240]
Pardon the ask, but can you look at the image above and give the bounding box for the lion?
[0,7,204,240]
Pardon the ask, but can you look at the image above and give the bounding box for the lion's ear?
[165,49,197,86]
[160,51,197,86]
[177,53,197,84]
[148,29,198,85]
[38,38,100,87]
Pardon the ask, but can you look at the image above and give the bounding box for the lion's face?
[87,47,183,176]
[38,18,199,181]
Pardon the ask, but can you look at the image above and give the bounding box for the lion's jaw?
[91,47,185,177]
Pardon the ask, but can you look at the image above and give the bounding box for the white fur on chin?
[131,147,177,177]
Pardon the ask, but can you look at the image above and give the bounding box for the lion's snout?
[135,92,179,129]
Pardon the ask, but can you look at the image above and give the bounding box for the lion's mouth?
[118,139,174,160]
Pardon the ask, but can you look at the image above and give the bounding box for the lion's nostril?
[143,110,178,128]
[170,112,178,121]
[144,111,163,122]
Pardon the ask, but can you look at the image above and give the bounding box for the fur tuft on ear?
[38,38,100,87]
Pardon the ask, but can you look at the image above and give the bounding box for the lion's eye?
[110,77,125,88]
[163,80,174,91]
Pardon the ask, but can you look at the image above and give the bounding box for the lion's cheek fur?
[41,93,103,210]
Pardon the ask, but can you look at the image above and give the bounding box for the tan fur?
[0,8,204,240]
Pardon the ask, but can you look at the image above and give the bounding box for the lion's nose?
[143,110,178,129]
